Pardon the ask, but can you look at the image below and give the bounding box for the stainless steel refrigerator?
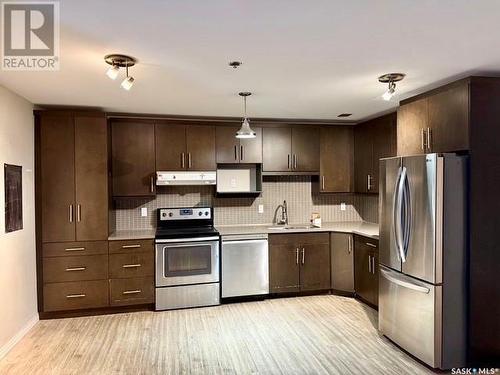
[378,153,467,369]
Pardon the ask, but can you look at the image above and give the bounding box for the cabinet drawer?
[43,280,109,312]
[43,255,108,283]
[355,236,378,252]
[109,252,154,279]
[109,277,154,306]
[42,241,108,258]
[109,239,154,254]
[269,233,329,246]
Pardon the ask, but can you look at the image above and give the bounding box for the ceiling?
[2,0,500,121]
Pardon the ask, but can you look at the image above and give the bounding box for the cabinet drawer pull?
[122,244,141,249]
[365,242,377,248]
[66,294,86,299]
[122,263,142,268]
[123,290,142,295]
[65,267,86,272]
[64,247,85,252]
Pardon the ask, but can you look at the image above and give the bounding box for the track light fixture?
[236,92,256,139]
[378,73,405,101]
[104,54,137,90]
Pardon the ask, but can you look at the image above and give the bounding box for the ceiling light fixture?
[104,54,137,90]
[378,73,405,101]
[236,92,256,139]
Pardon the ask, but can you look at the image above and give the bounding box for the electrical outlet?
[340,203,346,211]
[141,207,148,217]
[258,204,264,214]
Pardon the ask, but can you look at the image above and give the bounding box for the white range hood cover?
[156,171,216,186]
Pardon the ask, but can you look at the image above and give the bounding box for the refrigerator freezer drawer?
[378,266,441,368]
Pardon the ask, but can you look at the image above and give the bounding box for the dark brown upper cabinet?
[398,80,469,156]
[156,122,216,171]
[39,112,108,243]
[111,120,156,197]
[216,126,262,164]
[263,126,319,173]
[354,113,396,194]
[319,126,354,193]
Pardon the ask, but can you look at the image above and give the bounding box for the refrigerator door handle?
[402,171,412,261]
[393,167,407,262]
[380,267,430,294]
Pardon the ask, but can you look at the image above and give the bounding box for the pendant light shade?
[236,92,256,139]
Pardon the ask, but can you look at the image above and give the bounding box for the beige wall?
[0,85,37,358]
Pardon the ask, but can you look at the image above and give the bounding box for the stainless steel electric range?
[155,207,220,310]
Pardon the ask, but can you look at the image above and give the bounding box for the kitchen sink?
[267,225,315,230]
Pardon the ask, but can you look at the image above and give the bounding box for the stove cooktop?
[155,226,219,240]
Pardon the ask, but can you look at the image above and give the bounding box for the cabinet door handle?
[234,145,238,161]
[301,247,305,265]
[322,176,325,191]
[122,263,142,268]
[365,242,377,248]
[368,255,372,273]
[288,154,291,169]
[188,153,192,169]
[68,204,73,223]
[367,175,372,191]
[421,128,427,151]
[150,176,154,193]
[122,244,141,249]
[293,154,297,169]
[66,294,86,299]
[76,204,81,222]
[240,145,244,161]
[65,267,86,272]
[295,248,299,265]
[123,290,142,295]
[426,127,432,151]
[371,256,376,274]
[65,247,85,252]
[348,236,352,254]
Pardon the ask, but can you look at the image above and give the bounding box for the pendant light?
[378,73,405,101]
[236,92,256,139]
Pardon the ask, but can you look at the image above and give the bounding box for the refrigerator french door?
[378,153,467,370]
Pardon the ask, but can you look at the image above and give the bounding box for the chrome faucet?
[275,200,288,226]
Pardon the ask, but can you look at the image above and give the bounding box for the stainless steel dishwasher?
[221,234,269,298]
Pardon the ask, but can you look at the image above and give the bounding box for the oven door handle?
[155,236,220,243]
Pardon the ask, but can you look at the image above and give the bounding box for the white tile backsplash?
[112,176,379,231]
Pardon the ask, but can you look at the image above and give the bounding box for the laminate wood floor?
[0,295,435,375]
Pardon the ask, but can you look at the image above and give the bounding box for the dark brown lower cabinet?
[269,233,330,293]
[354,236,378,307]
[41,239,154,313]
[330,233,354,293]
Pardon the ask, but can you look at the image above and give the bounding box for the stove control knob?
[161,212,167,218]
[168,212,173,217]
[198,212,203,216]
[205,211,209,216]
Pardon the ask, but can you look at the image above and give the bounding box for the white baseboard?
[0,314,39,360]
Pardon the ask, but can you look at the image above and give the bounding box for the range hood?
[156,171,216,186]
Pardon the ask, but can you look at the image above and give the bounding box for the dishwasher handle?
[221,234,268,242]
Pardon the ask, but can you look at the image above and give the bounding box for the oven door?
[155,237,220,287]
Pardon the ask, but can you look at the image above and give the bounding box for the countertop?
[108,221,379,241]
[108,229,156,241]
[216,221,379,239]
